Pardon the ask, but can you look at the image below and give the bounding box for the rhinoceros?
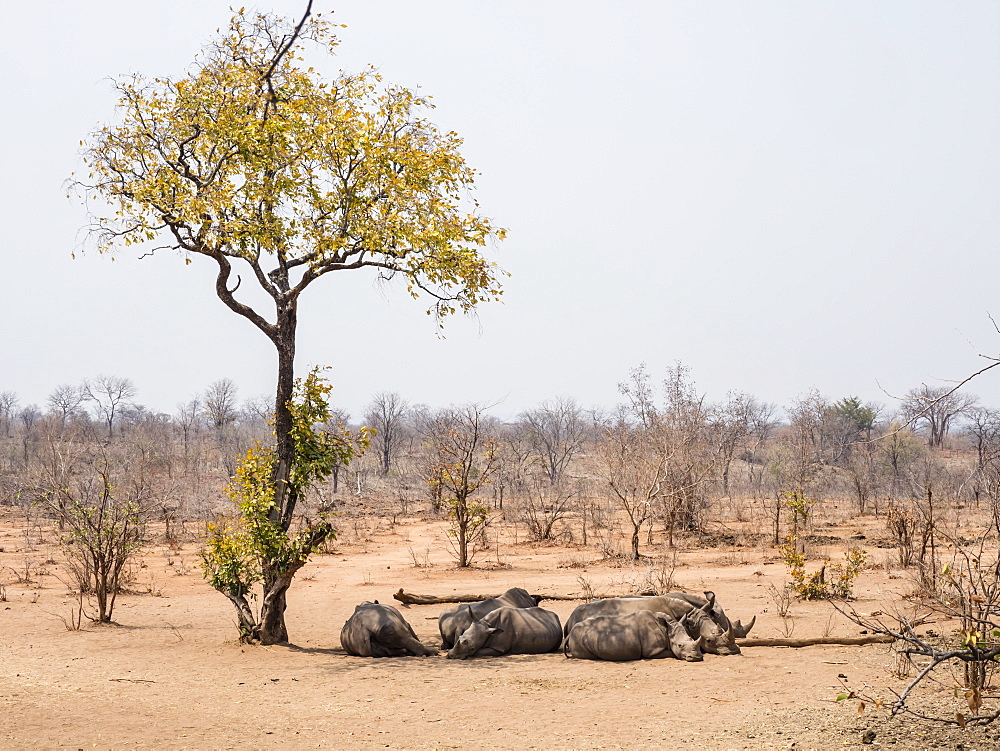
[665,591,756,638]
[564,610,705,662]
[446,606,563,659]
[563,592,739,655]
[340,601,437,657]
[439,587,542,649]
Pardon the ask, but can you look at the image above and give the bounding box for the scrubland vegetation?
[6,363,1000,743]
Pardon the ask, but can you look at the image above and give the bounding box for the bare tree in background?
[714,391,777,496]
[325,406,352,494]
[174,398,202,466]
[492,421,536,509]
[618,364,658,429]
[656,364,717,540]
[880,420,926,498]
[241,395,272,425]
[597,407,663,560]
[0,391,19,438]
[17,405,41,465]
[425,403,499,567]
[47,385,85,428]
[902,384,978,448]
[966,407,1000,472]
[82,375,136,441]
[202,378,240,432]
[519,396,588,484]
[365,392,409,476]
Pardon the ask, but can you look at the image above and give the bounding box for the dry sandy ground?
[2,511,996,750]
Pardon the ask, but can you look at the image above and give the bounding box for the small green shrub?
[781,536,866,600]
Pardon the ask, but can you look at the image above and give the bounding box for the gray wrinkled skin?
[446,606,562,659]
[564,611,705,662]
[438,587,540,649]
[340,602,437,657]
[665,591,756,638]
[563,594,739,655]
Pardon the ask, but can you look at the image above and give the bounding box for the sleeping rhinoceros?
[438,587,541,649]
[340,601,437,657]
[564,610,705,662]
[446,606,562,659]
[563,592,739,655]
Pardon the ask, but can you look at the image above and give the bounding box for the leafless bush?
[577,574,595,601]
[886,502,920,568]
[407,546,432,568]
[837,524,1000,726]
[513,479,577,542]
[557,553,589,569]
[640,550,679,594]
[777,614,795,638]
[766,581,793,618]
[56,592,86,631]
[45,453,153,623]
[8,559,37,585]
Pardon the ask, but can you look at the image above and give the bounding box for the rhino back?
[566,612,670,661]
[564,596,691,635]
[475,606,562,657]
[497,587,537,608]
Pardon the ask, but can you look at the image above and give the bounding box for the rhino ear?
[490,627,504,635]
[374,600,379,605]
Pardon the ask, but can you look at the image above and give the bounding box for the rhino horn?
[726,621,735,641]
[734,615,756,638]
[696,635,707,652]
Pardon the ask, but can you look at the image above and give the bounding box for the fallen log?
[736,635,894,648]
[392,590,496,605]
[392,588,614,605]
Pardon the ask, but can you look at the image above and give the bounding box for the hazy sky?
[3,1,999,420]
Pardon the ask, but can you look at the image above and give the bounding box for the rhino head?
[446,609,502,660]
[680,597,740,656]
[731,615,756,638]
[658,614,703,662]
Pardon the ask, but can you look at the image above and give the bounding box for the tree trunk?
[254,523,334,644]
[257,302,299,644]
[457,500,470,567]
[271,303,298,531]
[257,569,293,645]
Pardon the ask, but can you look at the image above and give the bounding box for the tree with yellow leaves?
[75,3,505,644]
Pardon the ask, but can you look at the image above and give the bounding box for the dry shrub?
[640,554,678,594]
